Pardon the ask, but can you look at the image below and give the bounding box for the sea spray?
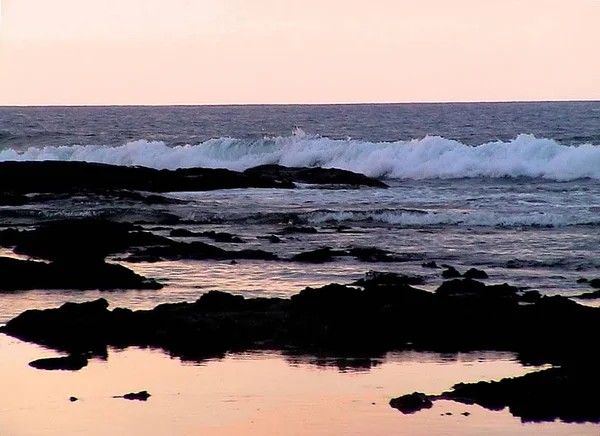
[1,133,599,181]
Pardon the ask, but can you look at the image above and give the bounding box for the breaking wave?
[302,209,600,228]
[1,134,599,181]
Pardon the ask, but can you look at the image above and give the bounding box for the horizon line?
[1,98,599,108]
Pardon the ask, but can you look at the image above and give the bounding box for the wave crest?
[1,134,599,181]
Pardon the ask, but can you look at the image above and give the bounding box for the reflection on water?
[0,335,597,436]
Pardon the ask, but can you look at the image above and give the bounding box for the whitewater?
[1,133,599,181]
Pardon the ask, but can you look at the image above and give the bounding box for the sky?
[0,0,598,105]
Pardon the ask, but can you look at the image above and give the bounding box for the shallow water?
[2,335,597,436]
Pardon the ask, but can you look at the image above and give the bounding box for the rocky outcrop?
[0,162,386,195]
[2,275,600,422]
[0,257,162,291]
[29,355,88,371]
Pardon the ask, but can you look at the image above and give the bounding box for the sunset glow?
[0,0,598,105]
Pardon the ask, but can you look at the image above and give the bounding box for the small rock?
[463,268,489,279]
[461,412,471,416]
[29,355,88,371]
[115,391,151,401]
[442,266,462,279]
[69,396,78,402]
[389,392,433,414]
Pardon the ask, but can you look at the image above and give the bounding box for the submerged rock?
[389,393,433,414]
[29,355,88,371]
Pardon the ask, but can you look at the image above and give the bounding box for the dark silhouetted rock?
[0,257,162,291]
[281,226,318,234]
[0,219,172,262]
[440,366,600,423]
[292,247,338,263]
[115,391,151,401]
[572,290,600,300]
[521,290,542,303]
[442,266,462,278]
[69,397,78,402]
[124,241,277,262]
[589,279,600,289]
[243,165,388,188]
[464,268,489,279]
[436,279,517,299]
[29,355,88,371]
[389,393,433,413]
[353,271,424,287]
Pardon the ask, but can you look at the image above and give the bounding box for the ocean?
[1,102,599,435]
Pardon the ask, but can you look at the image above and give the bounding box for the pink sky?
[0,0,598,105]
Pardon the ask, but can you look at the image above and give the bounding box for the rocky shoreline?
[1,161,599,424]
[2,272,599,423]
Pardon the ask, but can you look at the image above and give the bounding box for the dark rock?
[389,393,433,413]
[521,290,542,303]
[124,241,277,262]
[69,397,78,402]
[292,247,338,263]
[0,219,172,262]
[347,247,406,263]
[572,290,600,300]
[0,192,29,206]
[203,231,245,243]
[353,271,425,287]
[243,165,388,188]
[267,235,282,243]
[461,412,471,416]
[589,279,600,289]
[171,229,245,243]
[463,268,489,280]
[170,229,197,237]
[116,391,151,401]
[0,257,162,291]
[436,279,518,299]
[29,355,88,371]
[440,366,600,423]
[442,266,462,278]
[577,278,589,284]
[281,226,318,234]
[0,161,294,194]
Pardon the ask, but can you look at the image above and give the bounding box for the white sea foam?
[304,210,598,228]
[1,134,599,181]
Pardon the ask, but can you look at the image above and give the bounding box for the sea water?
[0,102,599,434]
